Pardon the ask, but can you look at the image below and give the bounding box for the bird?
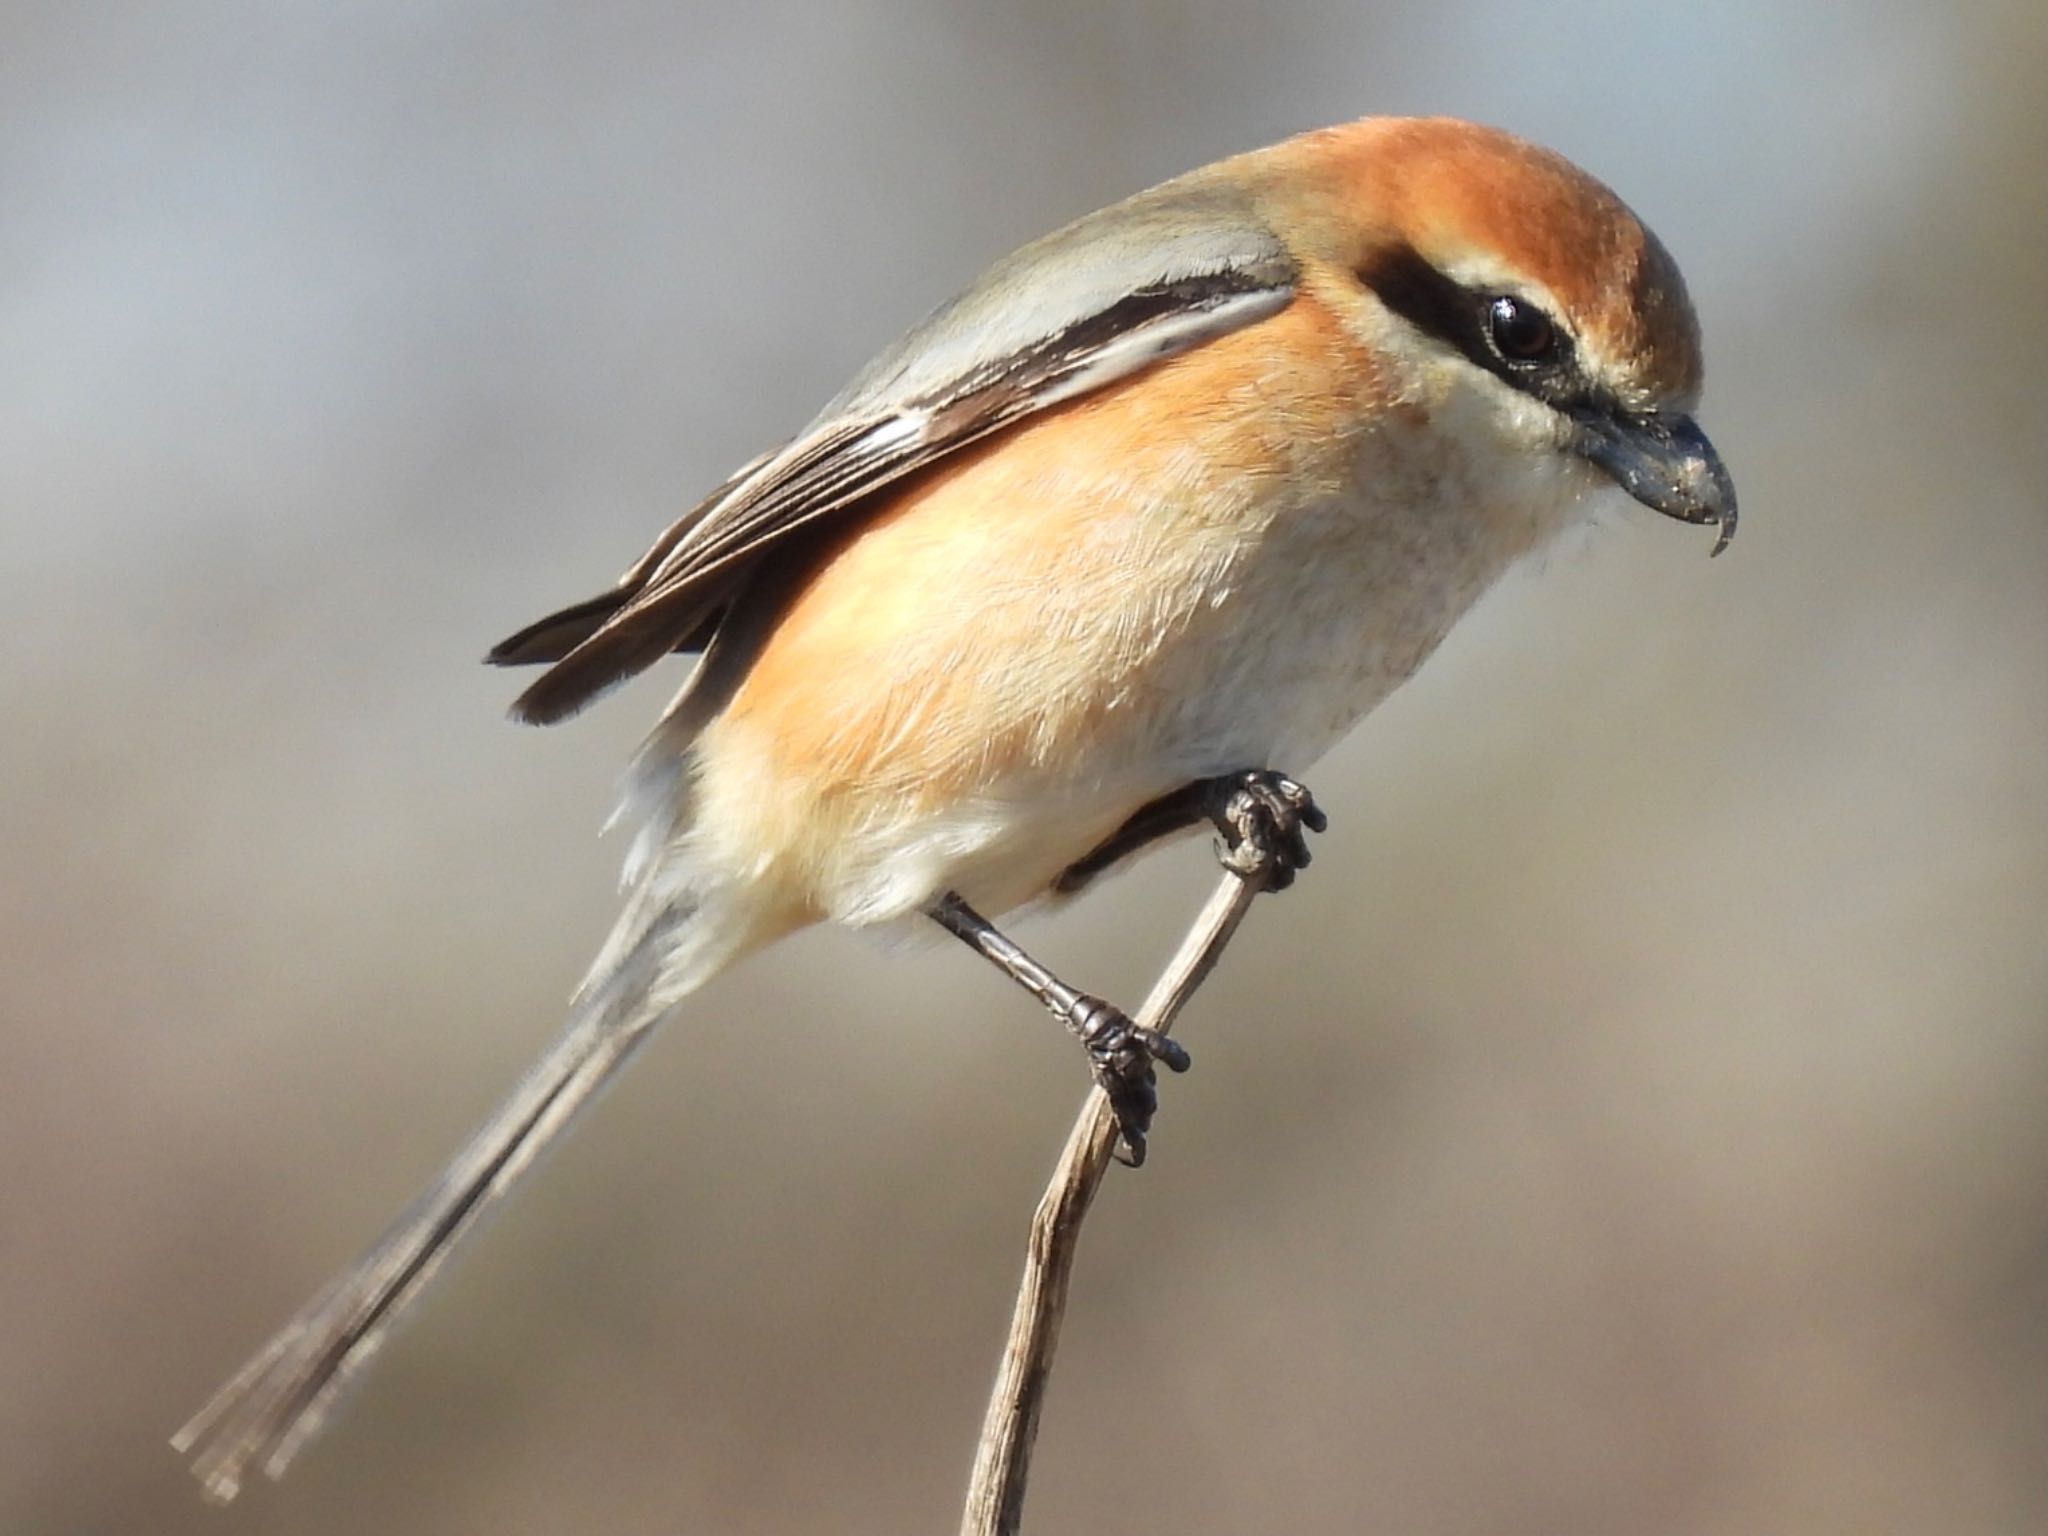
[173,115,1736,1500]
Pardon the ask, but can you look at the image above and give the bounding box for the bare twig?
[960,868,1267,1536]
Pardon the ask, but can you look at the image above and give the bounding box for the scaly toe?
[1211,770,1326,890]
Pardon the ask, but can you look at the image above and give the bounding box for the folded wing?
[490,179,1297,727]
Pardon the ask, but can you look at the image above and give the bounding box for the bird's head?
[1271,117,1736,554]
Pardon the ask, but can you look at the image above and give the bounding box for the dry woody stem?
[959,869,1266,1536]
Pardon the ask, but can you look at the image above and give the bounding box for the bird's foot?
[1065,994,1191,1168]
[1204,770,1327,891]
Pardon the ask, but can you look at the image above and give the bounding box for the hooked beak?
[1570,408,1738,556]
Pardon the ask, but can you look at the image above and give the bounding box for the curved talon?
[1067,994,1189,1167]
[1112,1126,1148,1169]
[924,890,1194,1167]
[1207,770,1326,890]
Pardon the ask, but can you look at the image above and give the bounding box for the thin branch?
[959,868,1266,1536]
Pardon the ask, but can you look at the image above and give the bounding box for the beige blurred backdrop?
[4,3,2045,1532]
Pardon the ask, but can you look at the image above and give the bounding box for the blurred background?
[4,2,2044,1532]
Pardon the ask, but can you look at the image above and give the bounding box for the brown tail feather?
[171,895,718,1501]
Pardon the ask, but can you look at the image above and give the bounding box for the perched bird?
[175,115,1735,1499]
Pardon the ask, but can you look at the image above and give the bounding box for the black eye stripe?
[1357,243,1584,407]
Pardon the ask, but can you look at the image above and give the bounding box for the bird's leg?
[927,892,1190,1167]
[1056,768,1327,895]
[931,772,1321,1165]
[1053,789,1210,895]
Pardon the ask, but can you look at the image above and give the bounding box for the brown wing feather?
[486,590,638,667]
[485,452,775,667]
[504,421,886,724]
[500,269,1297,727]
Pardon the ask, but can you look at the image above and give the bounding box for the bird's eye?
[1487,295,1558,364]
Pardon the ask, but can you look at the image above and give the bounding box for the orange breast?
[714,279,1380,831]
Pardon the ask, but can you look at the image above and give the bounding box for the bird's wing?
[490,178,1297,725]
[485,449,776,668]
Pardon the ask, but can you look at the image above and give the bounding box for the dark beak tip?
[1569,407,1737,557]
[1693,451,1739,558]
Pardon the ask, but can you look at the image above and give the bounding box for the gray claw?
[1068,996,1189,1167]
[1210,771,1326,890]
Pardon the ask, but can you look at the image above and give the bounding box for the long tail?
[172,885,752,1502]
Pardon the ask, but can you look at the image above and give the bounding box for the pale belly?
[676,293,1590,928]
[687,466,1568,926]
